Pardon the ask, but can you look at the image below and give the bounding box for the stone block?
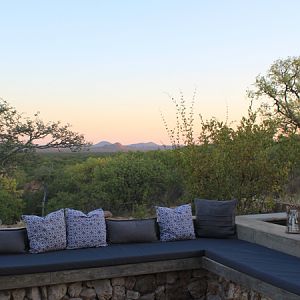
[154,286,165,300]
[166,272,178,284]
[68,282,82,298]
[165,284,190,300]
[125,277,136,290]
[48,284,67,300]
[80,288,96,300]
[112,278,125,287]
[134,275,156,294]
[12,289,26,300]
[112,285,125,300]
[27,287,41,300]
[40,287,47,300]
[126,290,140,300]
[90,279,112,300]
[187,279,207,299]
[0,291,10,300]
[139,293,155,300]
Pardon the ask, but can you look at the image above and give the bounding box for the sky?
[1,0,300,145]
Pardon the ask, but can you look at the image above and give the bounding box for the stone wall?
[0,269,272,300]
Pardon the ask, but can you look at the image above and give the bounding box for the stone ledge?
[0,257,202,290]
[236,212,300,258]
[202,257,299,300]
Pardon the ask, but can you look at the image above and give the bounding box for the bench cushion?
[0,239,204,276]
[1,237,300,296]
[201,238,300,296]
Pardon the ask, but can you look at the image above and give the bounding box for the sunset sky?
[1,1,299,145]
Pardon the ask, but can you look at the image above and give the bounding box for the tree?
[0,98,89,173]
[248,56,300,132]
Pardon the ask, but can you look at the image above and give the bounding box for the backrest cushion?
[65,208,107,249]
[106,218,158,244]
[194,199,237,238]
[0,228,28,253]
[156,204,195,242]
[22,209,67,253]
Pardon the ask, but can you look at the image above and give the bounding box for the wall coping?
[0,257,202,290]
[236,212,300,258]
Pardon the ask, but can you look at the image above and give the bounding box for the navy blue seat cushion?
[201,238,300,296]
[1,237,300,296]
[0,239,204,276]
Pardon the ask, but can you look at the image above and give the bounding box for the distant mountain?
[93,141,112,147]
[37,141,172,153]
[127,142,162,151]
[90,141,172,152]
[90,142,128,153]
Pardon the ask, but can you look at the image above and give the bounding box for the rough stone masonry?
[0,268,272,300]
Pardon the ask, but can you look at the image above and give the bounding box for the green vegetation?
[22,151,183,218]
[0,57,299,224]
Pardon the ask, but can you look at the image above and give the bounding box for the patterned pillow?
[22,209,66,253]
[65,208,107,249]
[155,204,195,242]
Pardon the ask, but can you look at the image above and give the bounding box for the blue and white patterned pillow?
[155,204,196,242]
[65,208,107,249]
[22,209,67,253]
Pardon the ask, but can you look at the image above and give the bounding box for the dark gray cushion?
[194,199,237,238]
[0,228,28,253]
[106,219,158,244]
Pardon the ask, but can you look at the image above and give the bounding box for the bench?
[1,238,300,299]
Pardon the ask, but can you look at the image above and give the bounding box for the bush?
[0,176,23,224]
[45,152,183,216]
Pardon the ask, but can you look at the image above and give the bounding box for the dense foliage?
[176,112,299,213]
[22,151,183,219]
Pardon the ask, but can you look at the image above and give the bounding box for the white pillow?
[65,208,107,249]
[155,204,195,242]
[22,209,66,253]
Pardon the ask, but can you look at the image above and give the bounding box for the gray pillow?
[22,209,67,253]
[106,218,158,244]
[0,228,28,253]
[194,199,237,238]
[65,208,107,249]
[155,204,195,242]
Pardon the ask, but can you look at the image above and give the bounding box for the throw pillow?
[194,199,237,238]
[155,204,195,242]
[106,218,158,244]
[65,208,107,249]
[0,228,28,253]
[22,209,67,253]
